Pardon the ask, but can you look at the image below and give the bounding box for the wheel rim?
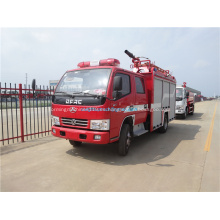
[126,131,131,150]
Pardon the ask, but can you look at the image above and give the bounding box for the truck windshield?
[55,68,112,96]
[176,88,183,100]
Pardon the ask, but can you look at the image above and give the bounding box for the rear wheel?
[118,124,131,156]
[159,114,168,133]
[69,140,82,147]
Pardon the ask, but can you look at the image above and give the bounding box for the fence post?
[19,84,24,142]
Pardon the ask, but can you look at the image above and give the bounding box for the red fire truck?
[51,50,176,155]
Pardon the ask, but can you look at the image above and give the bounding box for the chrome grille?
[61,118,88,127]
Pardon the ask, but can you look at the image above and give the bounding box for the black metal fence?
[0,83,54,145]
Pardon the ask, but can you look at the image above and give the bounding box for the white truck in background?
[175,82,195,119]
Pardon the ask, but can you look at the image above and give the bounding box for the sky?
[1,27,219,97]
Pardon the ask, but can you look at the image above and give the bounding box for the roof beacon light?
[77,58,120,68]
[99,58,120,67]
[90,60,99,66]
[77,61,90,68]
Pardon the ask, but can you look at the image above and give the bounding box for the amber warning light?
[77,58,120,68]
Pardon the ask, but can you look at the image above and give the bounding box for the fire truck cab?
[51,50,176,155]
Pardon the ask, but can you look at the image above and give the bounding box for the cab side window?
[115,73,131,96]
[135,77,145,94]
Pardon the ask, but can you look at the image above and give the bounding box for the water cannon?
[124,50,136,59]
[124,49,151,73]
[124,49,173,79]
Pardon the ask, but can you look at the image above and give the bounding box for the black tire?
[159,114,168,133]
[118,124,131,156]
[69,140,82,147]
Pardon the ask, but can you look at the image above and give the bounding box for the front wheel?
[182,107,187,119]
[159,114,168,133]
[118,124,131,156]
[69,140,82,147]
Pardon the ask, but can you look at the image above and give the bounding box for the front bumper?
[175,109,185,114]
[51,125,110,144]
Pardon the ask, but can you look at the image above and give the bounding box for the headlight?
[176,105,184,110]
[90,119,110,130]
[51,115,60,125]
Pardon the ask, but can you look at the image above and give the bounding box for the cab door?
[110,71,135,139]
[183,89,187,110]
[134,76,148,124]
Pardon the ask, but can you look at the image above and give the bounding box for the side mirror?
[32,79,36,91]
[52,95,55,103]
[113,76,122,91]
[112,91,122,99]
[113,76,122,100]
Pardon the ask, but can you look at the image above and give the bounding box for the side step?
[133,123,148,137]
[134,129,148,136]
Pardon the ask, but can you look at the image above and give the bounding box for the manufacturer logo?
[66,99,82,105]
[69,107,77,113]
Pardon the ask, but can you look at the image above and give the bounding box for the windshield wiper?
[176,97,183,101]
[55,91,67,94]
[54,91,72,96]
[72,92,102,98]
[72,92,86,95]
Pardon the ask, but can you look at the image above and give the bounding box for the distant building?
[49,80,59,90]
